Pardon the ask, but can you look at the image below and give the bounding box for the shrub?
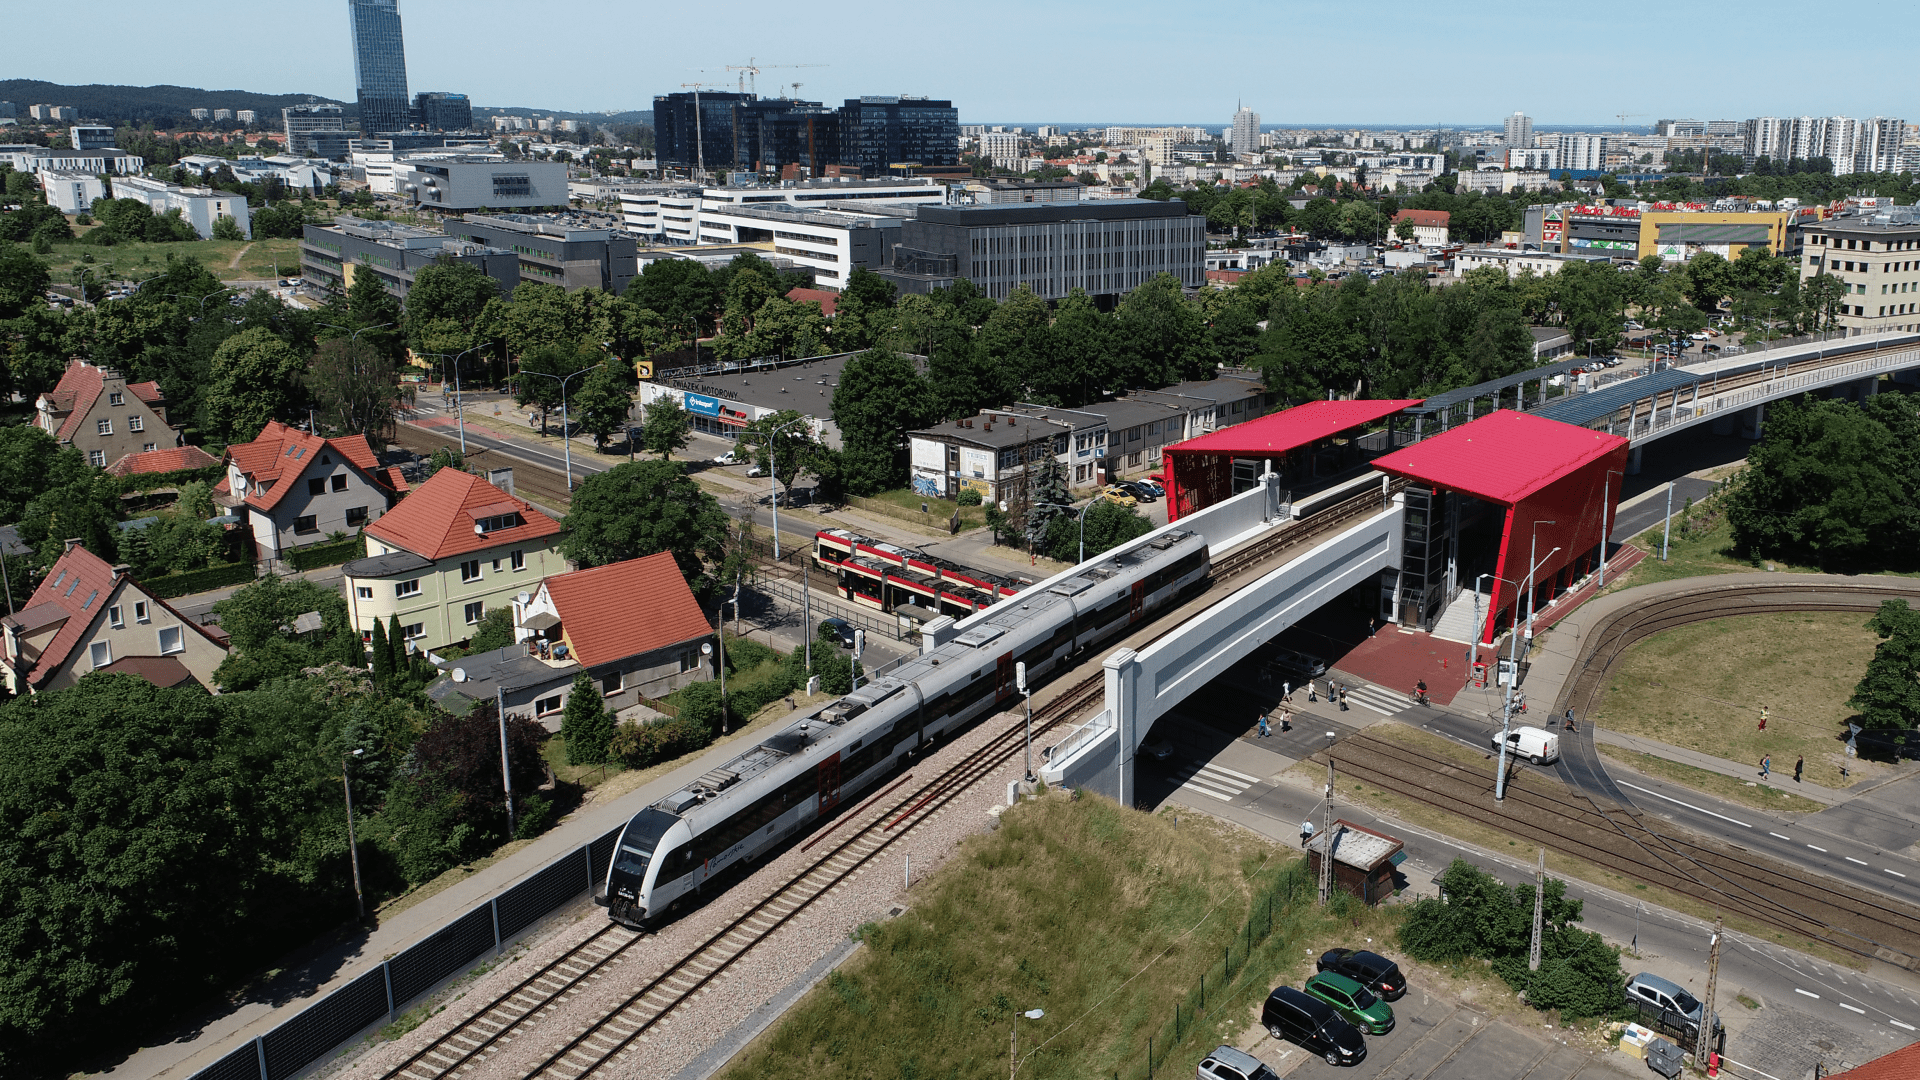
[560,672,615,765]
[608,716,715,768]
[956,489,983,507]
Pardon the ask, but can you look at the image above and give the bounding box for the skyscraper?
[1504,111,1533,149]
[1230,105,1261,157]
[348,0,411,134]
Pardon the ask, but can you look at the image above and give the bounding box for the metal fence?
[752,574,914,643]
[189,826,625,1080]
[1616,347,1920,442]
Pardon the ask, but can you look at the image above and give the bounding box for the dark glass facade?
[653,91,753,171]
[838,97,959,178]
[413,91,470,132]
[348,0,411,135]
[654,92,955,178]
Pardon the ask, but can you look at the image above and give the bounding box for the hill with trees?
[0,79,351,127]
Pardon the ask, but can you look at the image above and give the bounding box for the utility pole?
[1697,915,1724,1067]
[1528,847,1546,971]
[496,686,516,836]
[1319,732,1336,906]
[1661,480,1676,561]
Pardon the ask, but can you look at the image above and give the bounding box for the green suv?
[1303,972,1395,1035]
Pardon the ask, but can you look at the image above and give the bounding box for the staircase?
[1428,584,1485,644]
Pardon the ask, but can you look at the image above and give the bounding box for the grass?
[42,235,306,284]
[1590,611,1887,789]
[721,793,1397,1080]
[1280,724,1868,971]
[861,487,990,532]
[1596,744,1828,813]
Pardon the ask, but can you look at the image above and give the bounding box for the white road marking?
[1846,857,1870,866]
[1796,989,1821,998]
[1840,1003,1866,1014]
[1203,762,1262,784]
[1770,832,1793,840]
[1892,1020,1916,1031]
[1179,782,1234,802]
[1808,845,1828,852]
[1616,781,1752,827]
[1887,869,1908,878]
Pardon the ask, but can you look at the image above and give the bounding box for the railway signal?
[1320,732,1337,906]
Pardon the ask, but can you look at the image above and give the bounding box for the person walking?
[1759,706,1768,731]
[1794,756,1804,783]
[1301,819,1315,847]
[1338,684,1350,711]
[1759,754,1772,780]
[1258,712,1271,739]
[1308,681,1318,702]
[1280,708,1292,732]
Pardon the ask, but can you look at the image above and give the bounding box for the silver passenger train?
[598,530,1211,928]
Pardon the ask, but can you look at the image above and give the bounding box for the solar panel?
[1532,367,1703,429]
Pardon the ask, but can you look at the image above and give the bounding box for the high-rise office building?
[653,90,756,173]
[284,102,350,157]
[837,97,959,178]
[1230,105,1260,157]
[655,92,957,179]
[348,0,411,134]
[413,91,471,132]
[1504,111,1532,149]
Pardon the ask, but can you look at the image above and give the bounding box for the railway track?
[389,423,579,509]
[1609,340,1915,430]
[373,480,1402,1080]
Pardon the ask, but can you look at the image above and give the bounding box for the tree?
[211,575,361,691]
[560,673,616,765]
[571,359,633,451]
[333,269,405,363]
[737,408,823,506]
[1393,216,1417,242]
[639,397,692,460]
[1850,600,1920,731]
[306,338,407,438]
[830,349,932,495]
[625,258,719,347]
[515,342,596,433]
[407,701,546,832]
[203,327,307,443]
[0,426,87,525]
[370,616,393,685]
[0,240,51,320]
[210,214,246,241]
[465,607,516,654]
[560,460,733,599]
[1045,498,1151,563]
[404,260,501,356]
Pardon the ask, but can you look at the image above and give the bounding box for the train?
[599,529,1211,929]
[812,529,1027,620]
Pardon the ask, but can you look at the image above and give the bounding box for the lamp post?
[1598,469,1624,588]
[703,639,727,734]
[157,287,237,318]
[1525,522,1559,646]
[518,364,597,490]
[1010,1007,1044,1080]
[765,415,808,560]
[495,686,517,834]
[1017,661,1034,783]
[423,344,487,455]
[343,748,366,919]
[1029,500,1096,565]
[1496,539,1562,801]
[318,320,394,346]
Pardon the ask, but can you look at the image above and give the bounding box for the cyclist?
[1413,679,1429,706]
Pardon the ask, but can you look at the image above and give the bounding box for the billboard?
[684,392,721,417]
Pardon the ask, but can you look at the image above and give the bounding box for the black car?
[1261,986,1366,1067]
[1317,948,1406,1001]
[1116,480,1158,502]
[817,618,856,647]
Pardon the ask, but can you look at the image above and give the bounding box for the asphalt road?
[1610,477,1721,544]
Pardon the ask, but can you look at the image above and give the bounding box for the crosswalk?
[1314,682,1408,716]
[1174,760,1261,802]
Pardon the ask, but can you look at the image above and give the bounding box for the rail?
[1616,346,1920,441]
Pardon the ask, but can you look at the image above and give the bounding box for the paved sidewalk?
[1591,727,1849,805]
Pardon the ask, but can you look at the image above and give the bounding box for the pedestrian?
[1794,756,1804,783]
[1301,819,1315,847]
[1280,709,1292,732]
[1759,706,1768,731]
[1565,707,1576,730]
[1760,754,1772,780]
[1258,713,1271,738]
[1338,684,1350,711]
[1308,681,1318,702]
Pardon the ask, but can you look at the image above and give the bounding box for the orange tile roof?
[787,286,838,317]
[364,467,560,561]
[224,420,389,512]
[2,544,224,689]
[542,552,711,667]
[1393,208,1451,227]
[1830,1041,1920,1079]
[106,445,220,476]
[126,380,164,405]
[43,359,104,442]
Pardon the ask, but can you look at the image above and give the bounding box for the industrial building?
[393,155,570,211]
[442,213,638,293]
[300,216,517,301]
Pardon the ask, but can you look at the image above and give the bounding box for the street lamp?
[1017,661,1034,783]
[343,748,366,919]
[1010,1007,1044,1080]
[156,287,237,318]
[518,364,597,490]
[1597,469,1625,588]
[1029,499,1097,565]
[422,344,487,455]
[1495,536,1562,802]
[702,639,727,734]
[318,320,395,346]
[765,415,809,560]
[1525,521,1559,647]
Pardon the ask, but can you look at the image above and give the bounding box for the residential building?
[981,130,1021,170]
[348,0,411,135]
[342,467,566,651]
[218,420,403,561]
[877,198,1206,302]
[236,109,257,124]
[1391,208,1450,246]
[1554,134,1607,172]
[1503,111,1532,148]
[112,174,252,239]
[1858,117,1906,173]
[837,96,959,178]
[1457,169,1552,195]
[38,170,105,214]
[442,213,638,293]
[635,351,885,444]
[190,108,211,121]
[0,542,228,695]
[283,102,351,157]
[1130,374,1271,441]
[105,445,220,479]
[213,109,233,122]
[1079,397,1185,478]
[1505,146,1556,171]
[1746,116,1791,161]
[907,411,1075,502]
[413,91,471,131]
[1230,106,1261,157]
[35,359,180,468]
[1799,211,1920,336]
[68,125,114,151]
[29,105,77,122]
[1530,327,1574,362]
[301,216,519,301]
[1453,248,1613,278]
[0,146,144,175]
[394,155,570,210]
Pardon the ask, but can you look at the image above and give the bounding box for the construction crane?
[1616,111,1647,136]
[679,81,718,177]
[787,82,803,100]
[725,57,827,96]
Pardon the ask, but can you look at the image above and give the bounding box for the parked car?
[714,450,740,465]
[1303,972,1395,1035]
[1266,646,1328,678]
[1141,736,1175,761]
[1196,1044,1281,1080]
[1116,480,1158,502]
[1491,725,1560,765]
[817,618,856,648]
[1626,971,1719,1042]
[1100,485,1138,508]
[1137,478,1166,497]
[1316,948,1406,1001]
[1262,986,1366,1067]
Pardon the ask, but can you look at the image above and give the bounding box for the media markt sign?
[683,392,722,418]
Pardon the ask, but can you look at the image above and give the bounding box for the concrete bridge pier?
[1739,403,1766,440]
[1625,445,1644,475]
[1710,411,1736,436]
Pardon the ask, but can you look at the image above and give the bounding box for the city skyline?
[16,0,1919,124]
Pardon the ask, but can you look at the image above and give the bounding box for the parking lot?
[1255,984,1629,1079]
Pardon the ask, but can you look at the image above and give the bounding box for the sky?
[18,0,1917,126]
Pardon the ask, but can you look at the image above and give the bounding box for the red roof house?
[106,445,221,477]
[35,359,182,468]
[1829,1041,1920,1079]
[1391,209,1451,245]
[220,420,403,560]
[787,287,839,317]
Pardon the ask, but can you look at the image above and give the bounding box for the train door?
[1128,580,1146,623]
[817,752,843,815]
[995,652,1017,705]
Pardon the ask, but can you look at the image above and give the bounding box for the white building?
[38,170,106,213]
[1453,248,1611,278]
[1230,106,1261,157]
[692,203,908,288]
[1858,117,1906,173]
[981,130,1021,170]
[236,110,257,124]
[1555,134,1607,172]
[1506,146,1556,171]
[180,154,332,191]
[0,146,144,175]
[112,175,252,239]
[68,126,115,151]
[213,109,232,122]
[1504,111,1533,148]
[621,178,946,247]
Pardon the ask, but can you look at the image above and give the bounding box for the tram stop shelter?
[1164,399,1422,521]
[1306,820,1406,905]
[1372,409,1629,646]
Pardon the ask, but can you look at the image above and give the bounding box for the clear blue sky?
[18,0,1915,125]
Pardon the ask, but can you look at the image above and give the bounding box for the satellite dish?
[474,524,485,535]
[517,592,531,605]
[452,667,467,683]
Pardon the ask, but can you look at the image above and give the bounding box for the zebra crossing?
[1174,759,1261,802]
[1310,681,1407,716]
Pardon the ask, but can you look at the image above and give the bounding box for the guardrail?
[752,575,914,643]
[1617,347,1920,441]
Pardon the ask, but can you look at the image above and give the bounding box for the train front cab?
[600,806,684,929]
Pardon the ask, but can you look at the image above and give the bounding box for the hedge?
[114,465,225,495]
[286,534,365,571]
[143,562,257,598]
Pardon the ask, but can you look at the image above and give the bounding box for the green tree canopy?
[307,338,408,438]
[639,396,692,460]
[211,575,363,691]
[404,260,501,355]
[830,349,932,495]
[560,672,615,765]
[1849,600,1920,732]
[203,327,308,443]
[560,459,734,600]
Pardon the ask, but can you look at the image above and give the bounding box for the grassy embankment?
[43,235,305,285]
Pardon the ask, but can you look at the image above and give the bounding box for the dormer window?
[475,513,521,533]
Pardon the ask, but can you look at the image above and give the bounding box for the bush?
[286,533,365,571]
[560,672,615,765]
[513,794,555,839]
[956,489,983,506]
[608,716,715,768]
[142,561,257,598]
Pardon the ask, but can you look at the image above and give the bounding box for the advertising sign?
[633,360,654,379]
[958,477,991,497]
[683,392,721,418]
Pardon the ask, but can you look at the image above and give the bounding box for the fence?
[752,574,914,643]
[187,827,625,1080]
[1614,347,1920,442]
[845,494,974,535]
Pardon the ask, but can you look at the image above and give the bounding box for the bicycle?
[1411,683,1430,707]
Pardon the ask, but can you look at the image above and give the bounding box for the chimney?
[63,538,82,553]
[110,563,132,577]
[488,467,515,496]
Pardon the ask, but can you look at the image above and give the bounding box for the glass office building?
[839,97,959,178]
[348,0,411,134]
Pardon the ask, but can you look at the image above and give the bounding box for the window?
[108,604,124,627]
[109,391,124,406]
[294,514,318,533]
[308,477,327,496]
[143,443,156,453]
[345,506,369,527]
[331,474,348,492]
[158,626,183,655]
[491,558,502,572]
[460,559,482,582]
[534,693,563,715]
[602,672,622,696]
[464,601,485,625]
[681,649,702,672]
[128,416,143,432]
[401,622,424,640]
[89,641,111,670]
[356,586,372,599]
[511,549,526,571]
[395,578,421,597]
[475,513,520,532]
[97,418,113,435]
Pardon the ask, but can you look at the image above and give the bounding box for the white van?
[1491,726,1560,764]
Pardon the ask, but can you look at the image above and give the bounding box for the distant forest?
[0,79,351,126]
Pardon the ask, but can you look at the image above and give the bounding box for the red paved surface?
[1328,624,1471,706]
[1531,542,1649,635]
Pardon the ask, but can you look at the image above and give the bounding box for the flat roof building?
[283,102,349,158]
[395,155,570,211]
[301,215,518,301]
[442,213,638,293]
[1800,210,1920,336]
[112,174,252,240]
[692,203,907,289]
